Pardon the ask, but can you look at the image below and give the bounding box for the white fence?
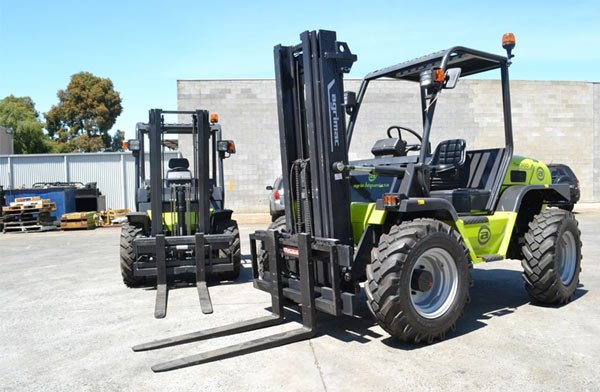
[0,152,180,210]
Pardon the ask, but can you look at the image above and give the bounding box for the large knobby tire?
[257,215,287,279]
[120,223,145,288]
[521,209,582,304]
[216,219,241,281]
[365,219,471,344]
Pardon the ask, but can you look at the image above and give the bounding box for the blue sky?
[1,0,598,139]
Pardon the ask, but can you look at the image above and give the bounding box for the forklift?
[133,31,581,371]
[120,109,239,318]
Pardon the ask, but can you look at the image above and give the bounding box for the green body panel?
[345,156,550,259]
[452,212,518,263]
[449,155,548,262]
[502,155,551,188]
[147,208,214,233]
[350,202,386,245]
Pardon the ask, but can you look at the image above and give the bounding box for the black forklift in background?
[133,31,580,371]
[120,109,239,318]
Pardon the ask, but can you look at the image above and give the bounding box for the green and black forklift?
[133,31,581,371]
[120,109,239,318]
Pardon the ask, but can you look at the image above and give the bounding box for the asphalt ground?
[0,207,599,391]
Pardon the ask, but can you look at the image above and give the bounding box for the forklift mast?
[274,30,356,246]
[147,109,211,236]
[129,109,232,237]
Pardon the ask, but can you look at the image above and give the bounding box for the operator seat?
[428,139,494,213]
[428,139,468,190]
[166,158,193,182]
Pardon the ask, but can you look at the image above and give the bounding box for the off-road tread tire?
[258,215,287,278]
[216,220,241,281]
[365,219,470,344]
[521,209,581,304]
[120,223,145,287]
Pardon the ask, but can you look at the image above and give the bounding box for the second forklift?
[120,109,239,318]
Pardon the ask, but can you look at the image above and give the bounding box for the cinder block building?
[178,79,600,212]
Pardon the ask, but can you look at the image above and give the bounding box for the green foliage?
[45,72,123,152]
[109,130,125,152]
[0,95,51,154]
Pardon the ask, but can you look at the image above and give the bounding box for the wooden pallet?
[99,209,130,225]
[60,212,97,230]
[14,196,41,202]
[2,196,56,213]
[2,211,53,221]
[3,222,58,233]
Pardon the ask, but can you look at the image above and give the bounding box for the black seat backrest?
[430,139,466,169]
[165,157,192,184]
[168,158,190,171]
[429,139,467,191]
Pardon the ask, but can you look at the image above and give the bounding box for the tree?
[0,95,51,154]
[45,72,123,152]
[109,130,125,152]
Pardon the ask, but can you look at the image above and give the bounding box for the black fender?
[210,209,234,230]
[496,184,570,212]
[389,197,459,221]
[127,212,151,235]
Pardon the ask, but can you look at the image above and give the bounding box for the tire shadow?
[381,267,588,349]
[258,267,588,349]
[139,266,588,349]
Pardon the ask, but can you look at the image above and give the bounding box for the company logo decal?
[327,79,340,152]
[478,225,491,245]
[536,167,545,181]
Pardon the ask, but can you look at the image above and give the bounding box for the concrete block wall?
[178,80,280,213]
[178,79,599,213]
[594,83,600,201]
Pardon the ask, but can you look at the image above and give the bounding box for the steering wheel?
[386,125,423,152]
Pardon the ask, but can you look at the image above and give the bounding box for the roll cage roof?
[364,47,507,82]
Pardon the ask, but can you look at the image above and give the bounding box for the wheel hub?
[409,248,459,319]
[411,269,434,292]
[558,230,577,285]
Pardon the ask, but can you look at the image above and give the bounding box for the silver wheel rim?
[558,230,577,285]
[410,248,459,319]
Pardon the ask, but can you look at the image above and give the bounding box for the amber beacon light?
[502,32,516,49]
[502,32,516,63]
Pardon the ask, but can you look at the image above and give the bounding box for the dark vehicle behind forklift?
[120,109,239,318]
[134,31,581,371]
[548,163,580,211]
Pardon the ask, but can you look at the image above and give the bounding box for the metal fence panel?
[0,152,180,210]
[67,154,126,209]
[0,156,9,186]
[12,155,66,188]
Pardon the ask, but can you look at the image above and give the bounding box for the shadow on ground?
[381,268,587,349]
[256,267,588,350]
[138,261,588,350]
